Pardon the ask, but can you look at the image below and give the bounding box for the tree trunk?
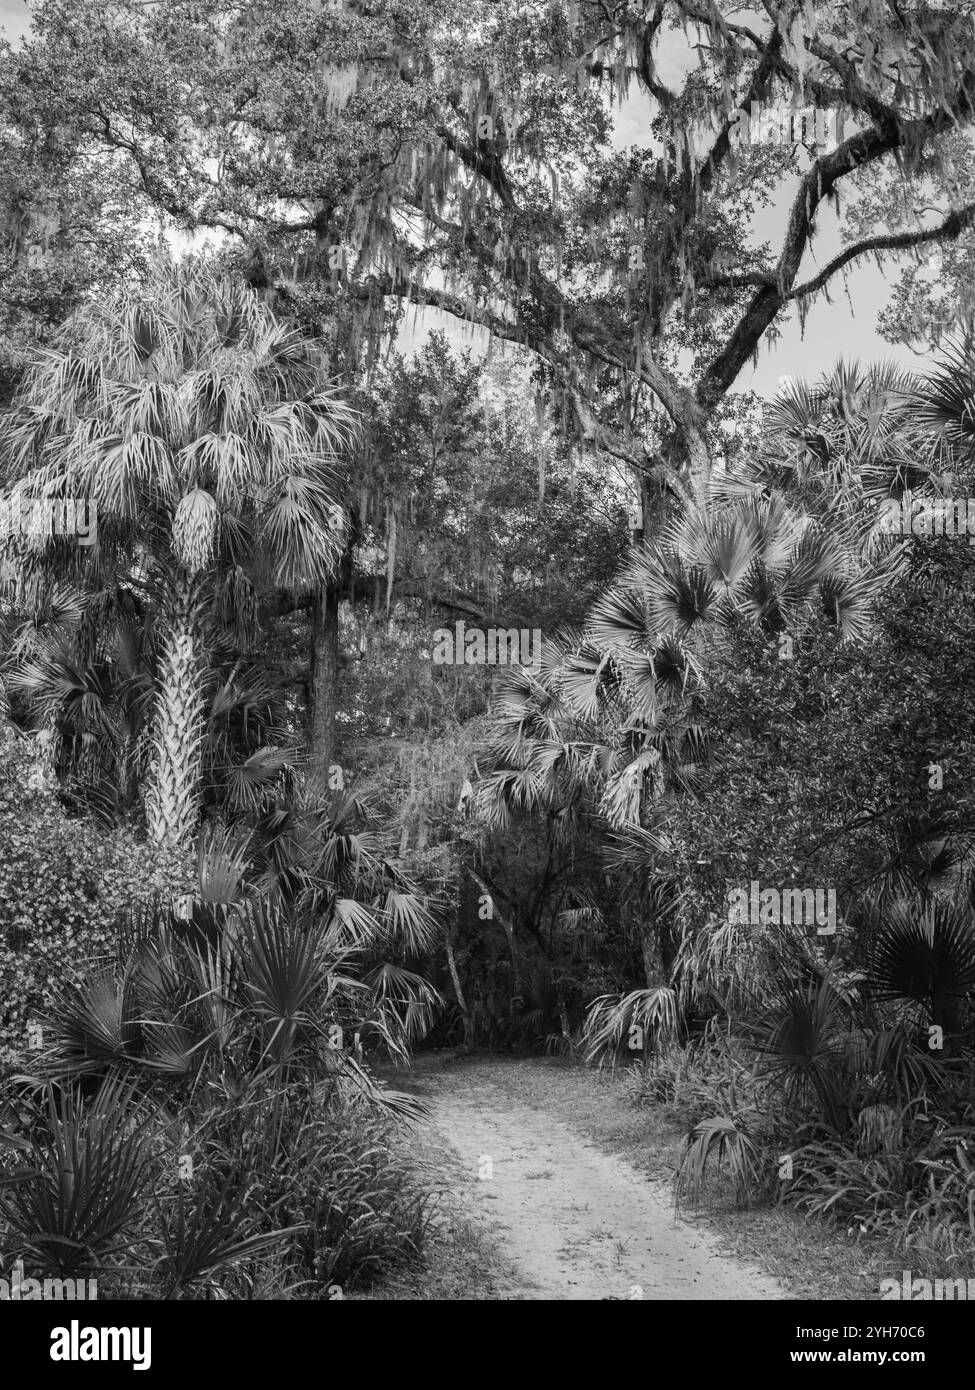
[467,867,522,992]
[685,425,712,507]
[444,924,473,1050]
[310,539,355,777]
[145,571,205,850]
[640,911,667,989]
[310,579,341,777]
[556,987,571,1042]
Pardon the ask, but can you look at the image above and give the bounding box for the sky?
[0,0,924,398]
[0,0,27,41]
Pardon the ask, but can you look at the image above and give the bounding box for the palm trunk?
[145,572,205,850]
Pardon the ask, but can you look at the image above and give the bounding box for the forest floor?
[358,1053,896,1302]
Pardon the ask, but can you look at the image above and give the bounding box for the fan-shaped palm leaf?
[870,901,975,1025]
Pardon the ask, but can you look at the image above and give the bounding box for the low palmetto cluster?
[0,799,444,1295]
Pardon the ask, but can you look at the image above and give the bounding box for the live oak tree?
[10,0,975,776]
[359,334,627,632]
[8,1,975,489]
[0,18,152,393]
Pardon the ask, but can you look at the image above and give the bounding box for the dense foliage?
[0,728,188,1066]
[4,0,975,1300]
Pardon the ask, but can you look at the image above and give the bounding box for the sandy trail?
[421,1060,788,1301]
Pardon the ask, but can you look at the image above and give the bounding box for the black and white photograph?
[0,0,972,1361]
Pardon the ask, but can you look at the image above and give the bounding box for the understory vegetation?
[470,359,975,1273]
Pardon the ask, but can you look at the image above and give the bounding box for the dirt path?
[412,1055,789,1301]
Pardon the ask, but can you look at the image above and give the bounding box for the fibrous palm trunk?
[145,572,205,850]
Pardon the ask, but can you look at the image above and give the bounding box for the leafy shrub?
[294,1102,434,1289]
[789,1104,975,1264]
[630,1030,770,1127]
[0,728,189,1065]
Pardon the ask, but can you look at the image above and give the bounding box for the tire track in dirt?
[421,1059,788,1301]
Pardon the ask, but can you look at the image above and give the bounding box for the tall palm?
[2,263,359,848]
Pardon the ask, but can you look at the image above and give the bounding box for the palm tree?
[476,363,901,1009]
[3,608,299,826]
[912,340,975,461]
[743,358,973,563]
[2,263,359,848]
[478,477,883,839]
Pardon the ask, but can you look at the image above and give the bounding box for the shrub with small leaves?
[0,728,189,1066]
